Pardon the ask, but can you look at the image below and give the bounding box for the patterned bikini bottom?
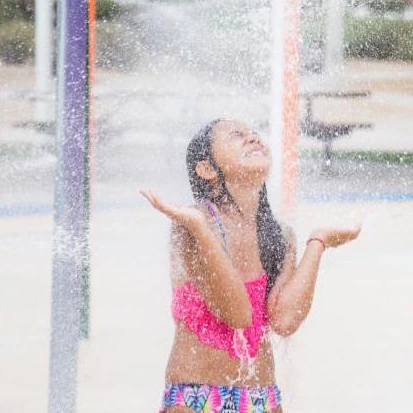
[159,382,282,413]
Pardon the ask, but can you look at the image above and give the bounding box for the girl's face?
[210,119,271,185]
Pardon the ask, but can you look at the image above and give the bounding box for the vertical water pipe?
[269,0,300,224]
[282,0,300,223]
[49,0,89,411]
[35,0,53,124]
[324,0,345,82]
[80,0,96,340]
[268,0,285,215]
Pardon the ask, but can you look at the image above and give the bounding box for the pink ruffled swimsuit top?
[171,200,269,360]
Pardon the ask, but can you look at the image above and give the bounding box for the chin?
[243,158,271,174]
[225,158,271,184]
[243,164,270,184]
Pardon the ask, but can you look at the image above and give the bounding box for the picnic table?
[300,91,373,175]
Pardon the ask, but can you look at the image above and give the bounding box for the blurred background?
[1,0,412,412]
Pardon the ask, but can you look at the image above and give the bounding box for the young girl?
[140,118,361,413]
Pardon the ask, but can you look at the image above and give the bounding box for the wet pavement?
[1,197,412,412]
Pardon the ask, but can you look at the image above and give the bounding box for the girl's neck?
[222,181,261,224]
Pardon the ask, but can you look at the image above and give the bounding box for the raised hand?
[310,224,362,249]
[138,188,207,234]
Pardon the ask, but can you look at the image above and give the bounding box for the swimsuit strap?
[202,199,228,253]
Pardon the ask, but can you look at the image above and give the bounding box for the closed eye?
[229,130,244,138]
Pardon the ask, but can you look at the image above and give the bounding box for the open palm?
[312,225,362,248]
[139,188,206,233]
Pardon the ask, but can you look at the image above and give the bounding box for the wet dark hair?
[186,118,287,300]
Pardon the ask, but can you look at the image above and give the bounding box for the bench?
[300,91,373,175]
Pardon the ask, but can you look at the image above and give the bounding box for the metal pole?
[324,0,345,79]
[281,0,300,223]
[35,0,53,124]
[48,0,89,411]
[269,0,285,214]
[269,0,300,222]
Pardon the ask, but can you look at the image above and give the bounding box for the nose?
[248,131,260,144]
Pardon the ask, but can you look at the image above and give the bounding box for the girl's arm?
[267,227,323,336]
[171,216,252,329]
[140,186,252,329]
[267,224,361,336]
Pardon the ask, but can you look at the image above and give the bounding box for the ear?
[195,160,219,181]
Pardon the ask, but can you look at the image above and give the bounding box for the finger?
[342,226,362,243]
[139,188,165,212]
[138,188,154,201]
[149,192,168,211]
[147,193,167,213]
[138,188,184,221]
[348,224,362,239]
[138,188,147,198]
[138,188,153,204]
[350,227,361,240]
[143,191,181,220]
[141,192,158,209]
[145,188,157,204]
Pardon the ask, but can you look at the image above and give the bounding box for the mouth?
[243,145,268,157]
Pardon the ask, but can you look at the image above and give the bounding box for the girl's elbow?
[270,315,300,337]
[273,323,299,337]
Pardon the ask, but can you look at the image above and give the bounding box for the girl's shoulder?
[169,202,212,286]
[170,199,218,235]
[169,202,210,234]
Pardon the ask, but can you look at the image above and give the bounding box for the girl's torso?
[166,200,277,386]
[166,323,276,386]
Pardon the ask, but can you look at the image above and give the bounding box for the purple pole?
[49,0,88,411]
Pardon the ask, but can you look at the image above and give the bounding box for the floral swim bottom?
[159,382,282,413]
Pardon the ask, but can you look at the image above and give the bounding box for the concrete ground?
[1,199,412,413]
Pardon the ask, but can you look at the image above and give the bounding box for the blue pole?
[48,0,88,411]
